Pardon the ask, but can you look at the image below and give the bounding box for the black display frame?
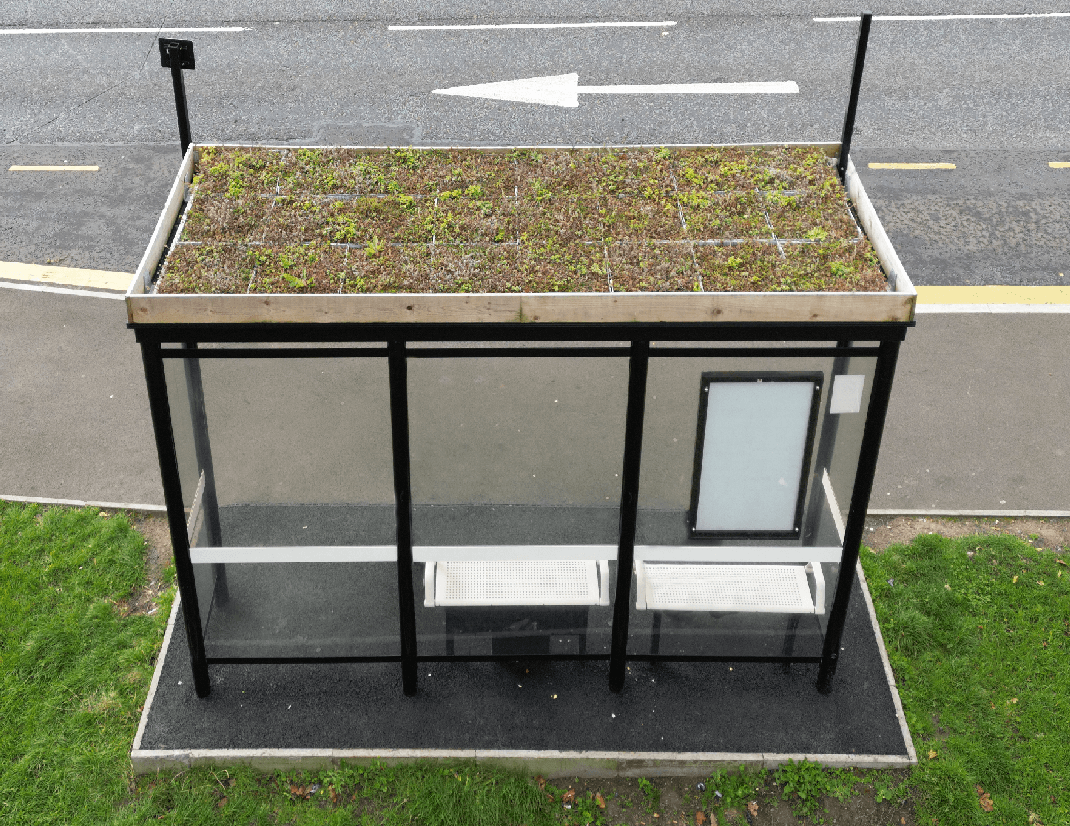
[688,371,824,541]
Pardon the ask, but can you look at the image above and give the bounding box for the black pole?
[837,12,872,182]
[608,340,650,692]
[140,340,212,697]
[159,38,195,157]
[817,337,902,693]
[388,340,419,696]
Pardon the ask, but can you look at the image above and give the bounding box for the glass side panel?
[163,353,399,655]
[629,348,877,658]
[164,354,396,550]
[195,561,400,658]
[408,353,627,656]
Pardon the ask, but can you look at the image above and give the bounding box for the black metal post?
[182,343,227,604]
[608,340,650,692]
[837,12,872,182]
[817,337,901,693]
[140,340,211,697]
[158,38,195,157]
[388,340,419,696]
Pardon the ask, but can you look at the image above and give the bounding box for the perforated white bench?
[424,559,611,607]
[635,561,825,615]
[632,546,835,660]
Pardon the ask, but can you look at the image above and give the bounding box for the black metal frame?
[687,371,824,540]
[133,320,907,698]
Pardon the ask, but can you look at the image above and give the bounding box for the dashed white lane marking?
[0,261,131,295]
[816,12,1070,22]
[390,21,676,31]
[8,165,99,171]
[0,26,246,34]
[867,162,956,170]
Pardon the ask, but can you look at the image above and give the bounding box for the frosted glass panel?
[694,377,817,534]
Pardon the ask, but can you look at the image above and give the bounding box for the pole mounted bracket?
[159,38,196,70]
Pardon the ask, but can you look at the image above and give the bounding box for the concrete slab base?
[132,563,915,776]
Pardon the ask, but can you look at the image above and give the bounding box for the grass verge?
[0,501,173,825]
[862,532,1069,825]
[2,502,1067,824]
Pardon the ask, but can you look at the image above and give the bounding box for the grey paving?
[872,312,1070,513]
[0,286,164,505]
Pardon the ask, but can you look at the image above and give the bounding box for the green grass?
[3,500,1067,824]
[862,532,1070,824]
[0,501,172,825]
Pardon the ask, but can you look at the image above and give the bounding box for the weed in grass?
[701,764,768,812]
[869,771,911,805]
[636,776,661,811]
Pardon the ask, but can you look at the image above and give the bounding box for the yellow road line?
[8,164,99,171]
[1050,161,1070,168]
[916,285,1070,305]
[867,162,956,170]
[0,260,131,292]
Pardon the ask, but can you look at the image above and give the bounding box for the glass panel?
[629,346,877,658]
[196,561,399,658]
[408,352,627,656]
[163,351,399,657]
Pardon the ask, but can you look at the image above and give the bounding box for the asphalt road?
[0,7,1067,511]
[2,14,1068,147]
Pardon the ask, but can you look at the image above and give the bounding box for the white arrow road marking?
[432,73,799,108]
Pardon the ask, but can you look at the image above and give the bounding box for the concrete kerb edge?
[130,747,914,776]
[132,591,182,752]
[0,494,167,514]
[855,560,918,765]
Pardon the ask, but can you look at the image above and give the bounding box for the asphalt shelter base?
[132,560,913,775]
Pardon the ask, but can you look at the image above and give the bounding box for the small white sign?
[830,375,865,414]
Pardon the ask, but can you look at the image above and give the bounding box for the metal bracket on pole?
[159,38,195,157]
[837,12,872,182]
